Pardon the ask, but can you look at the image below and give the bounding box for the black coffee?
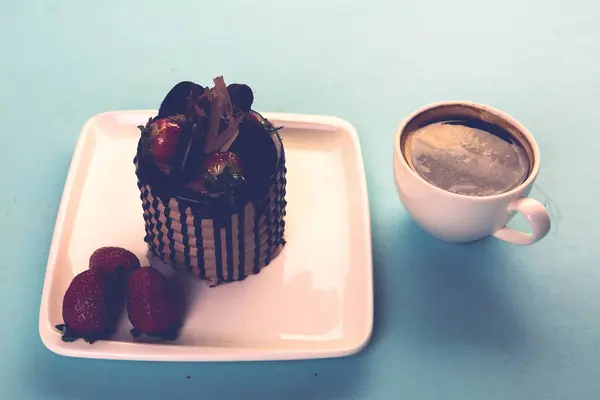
[402,118,531,196]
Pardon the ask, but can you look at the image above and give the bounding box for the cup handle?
[492,198,551,245]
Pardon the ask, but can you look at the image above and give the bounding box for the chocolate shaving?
[204,76,241,153]
[216,117,243,152]
[214,76,233,121]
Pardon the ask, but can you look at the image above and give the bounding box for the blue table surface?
[1,1,599,399]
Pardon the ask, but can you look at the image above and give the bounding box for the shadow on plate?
[31,255,364,400]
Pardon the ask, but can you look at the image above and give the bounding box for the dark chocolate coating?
[229,118,278,200]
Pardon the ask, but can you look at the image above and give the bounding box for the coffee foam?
[403,115,531,197]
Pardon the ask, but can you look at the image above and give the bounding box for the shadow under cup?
[400,103,536,198]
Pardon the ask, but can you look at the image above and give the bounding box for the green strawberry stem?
[130,328,142,338]
[202,172,220,191]
[160,329,179,341]
[55,324,101,344]
[130,329,179,341]
[202,165,245,206]
[226,172,245,207]
[137,117,154,137]
[249,110,283,134]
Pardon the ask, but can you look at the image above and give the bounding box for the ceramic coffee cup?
[393,101,551,245]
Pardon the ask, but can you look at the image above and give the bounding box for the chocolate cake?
[133,76,287,285]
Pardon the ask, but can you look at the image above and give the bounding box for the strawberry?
[56,269,120,343]
[126,267,183,340]
[89,246,140,279]
[149,118,182,164]
[203,151,243,178]
[197,152,245,201]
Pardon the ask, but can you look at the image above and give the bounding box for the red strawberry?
[56,269,120,343]
[203,151,243,177]
[149,118,182,164]
[126,267,183,341]
[197,152,245,200]
[89,246,140,279]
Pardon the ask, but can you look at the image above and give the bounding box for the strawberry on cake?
[133,76,287,286]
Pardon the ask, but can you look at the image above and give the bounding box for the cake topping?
[197,151,245,204]
[203,77,243,154]
[157,81,205,119]
[137,75,282,206]
[228,83,254,114]
[149,117,183,165]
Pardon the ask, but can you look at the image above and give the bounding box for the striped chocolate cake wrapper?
[136,140,287,285]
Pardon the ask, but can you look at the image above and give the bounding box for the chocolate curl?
[188,89,208,118]
[217,115,243,152]
[204,86,220,149]
[204,76,241,153]
[214,76,233,121]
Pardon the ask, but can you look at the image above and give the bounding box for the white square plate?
[39,111,373,362]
